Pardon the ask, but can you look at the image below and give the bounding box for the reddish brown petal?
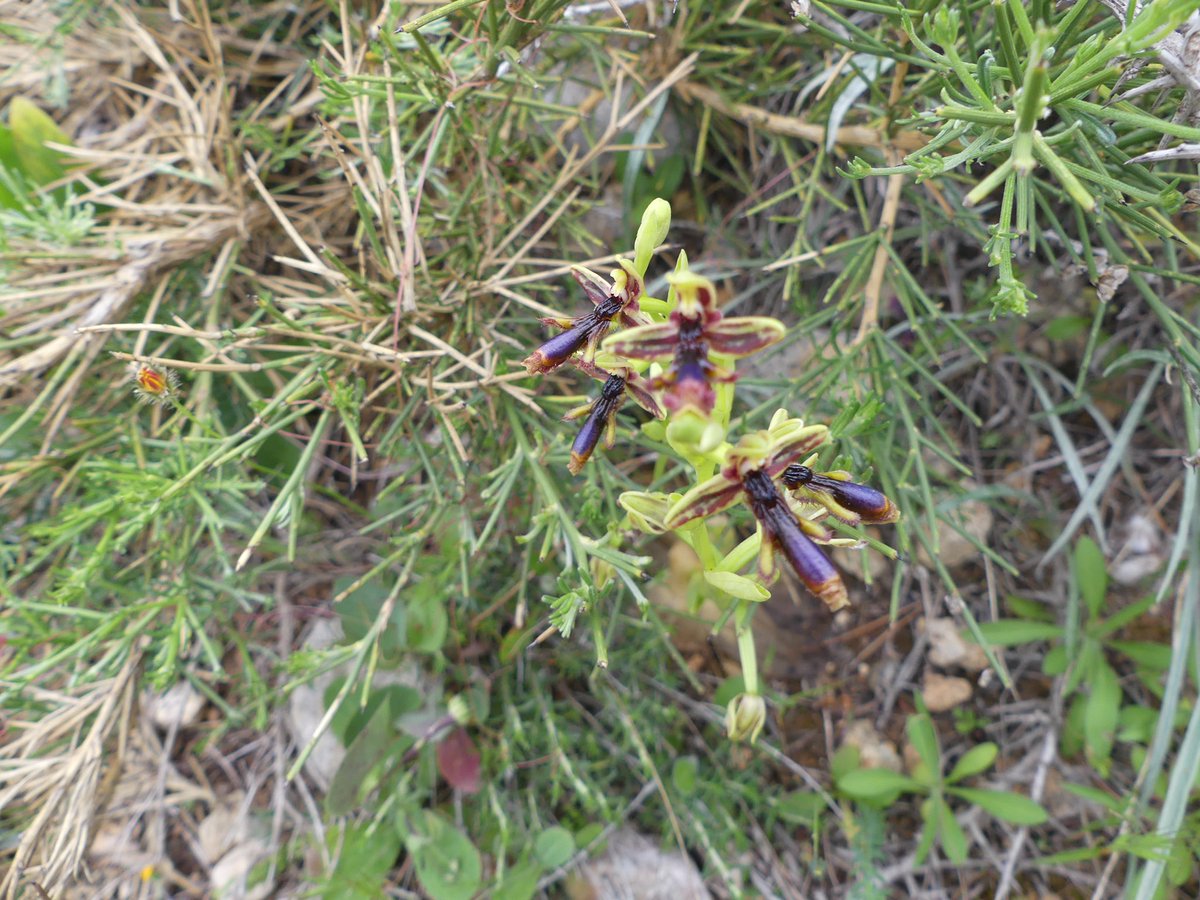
[603,322,679,360]
[664,475,743,529]
[623,375,664,419]
[762,424,829,478]
[705,316,787,357]
[571,268,610,307]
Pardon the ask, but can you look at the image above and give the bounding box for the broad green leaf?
[334,576,404,655]
[406,589,448,653]
[533,826,575,868]
[913,797,938,865]
[323,823,402,900]
[703,569,770,601]
[836,767,921,800]
[325,680,418,748]
[1043,644,1068,676]
[938,800,969,862]
[976,620,1064,646]
[1084,662,1121,775]
[1115,832,1175,862]
[1074,536,1108,618]
[1108,640,1172,671]
[1044,315,1090,340]
[0,126,23,209]
[946,743,998,783]
[326,692,399,817]
[830,744,859,780]
[951,788,1048,824]
[493,858,542,900]
[1037,846,1107,865]
[1065,639,1101,695]
[1167,838,1193,886]
[1060,782,1125,814]
[406,811,483,900]
[1118,704,1161,743]
[1003,595,1056,622]
[1061,693,1086,758]
[8,97,71,188]
[671,755,699,796]
[1095,592,1158,636]
[776,790,825,823]
[906,713,940,778]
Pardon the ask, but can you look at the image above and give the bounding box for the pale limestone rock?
[143,680,205,730]
[841,719,902,773]
[921,616,989,672]
[567,829,709,900]
[921,672,973,712]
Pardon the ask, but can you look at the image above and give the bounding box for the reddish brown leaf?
[437,727,481,794]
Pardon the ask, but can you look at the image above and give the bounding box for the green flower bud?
[634,198,672,278]
[666,408,712,457]
[725,692,767,743]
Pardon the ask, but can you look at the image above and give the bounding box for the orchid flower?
[664,411,854,611]
[563,358,663,475]
[602,272,784,416]
[522,260,646,375]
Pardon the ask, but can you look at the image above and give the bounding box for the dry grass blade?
[0,647,142,899]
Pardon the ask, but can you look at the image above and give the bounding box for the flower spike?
[522,260,645,375]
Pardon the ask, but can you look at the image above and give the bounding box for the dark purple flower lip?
[565,373,627,475]
[782,464,900,525]
[523,296,624,375]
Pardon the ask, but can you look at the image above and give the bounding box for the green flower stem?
[677,519,721,570]
[639,296,672,316]
[735,601,758,695]
[996,173,1017,279]
[1014,53,1049,137]
[1012,31,1050,175]
[591,607,609,669]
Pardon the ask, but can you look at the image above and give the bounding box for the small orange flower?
[130,363,179,405]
